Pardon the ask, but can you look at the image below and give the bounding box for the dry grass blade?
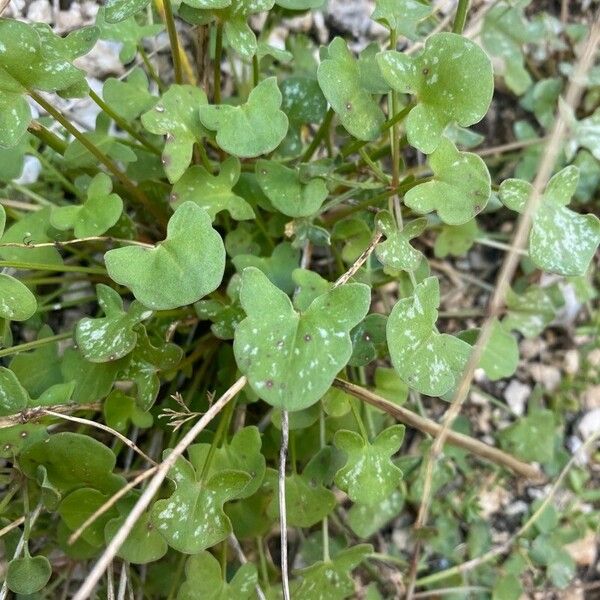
[72,376,247,600]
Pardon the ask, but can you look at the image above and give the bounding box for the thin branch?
[332,379,544,480]
[42,410,157,466]
[404,21,600,600]
[0,516,25,539]
[0,402,101,429]
[0,236,153,250]
[334,231,382,287]
[72,376,247,600]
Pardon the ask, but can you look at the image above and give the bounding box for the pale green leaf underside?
[233,267,371,411]
[0,274,37,321]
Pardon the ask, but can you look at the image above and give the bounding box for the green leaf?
[172,157,254,221]
[177,551,258,600]
[75,284,152,363]
[387,277,471,396]
[377,33,493,153]
[198,78,288,157]
[96,8,162,62]
[233,267,371,411]
[0,274,37,321]
[151,453,250,554]
[458,319,519,381]
[347,489,404,538]
[499,408,555,463]
[19,432,125,494]
[292,544,373,600]
[59,488,119,547]
[0,367,29,416]
[233,242,300,295]
[334,425,405,505]
[275,0,324,9]
[105,494,167,564]
[375,212,426,271]
[104,0,151,23]
[374,367,409,404]
[493,574,522,600]
[481,2,537,95]
[141,85,208,182]
[103,389,153,432]
[256,159,328,217]
[50,173,123,237]
[499,166,600,276]
[349,313,387,367]
[6,555,52,595]
[569,108,600,161]
[103,68,156,120]
[292,268,332,312]
[105,202,226,310]
[0,93,30,149]
[434,219,479,257]
[404,138,491,224]
[371,0,431,38]
[317,37,386,141]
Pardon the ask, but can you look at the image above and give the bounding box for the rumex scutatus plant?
[0,0,599,598]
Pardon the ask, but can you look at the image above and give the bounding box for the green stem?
[29,148,83,200]
[350,399,369,441]
[256,537,270,589]
[0,332,72,358]
[252,54,260,87]
[89,90,162,155]
[10,183,52,206]
[28,121,67,154]
[359,148,390,185]
[137,44,165,92]
[0,260,106,275]
[199,399,235,481]
[163,0,183,84]
[214,22,223,104]
[302,108,334,162]
[452,0,470,34]
[29,91,165,224]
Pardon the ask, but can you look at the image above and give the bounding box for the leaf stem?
[452,0,470,34]
[0,260,106,275]
[29,92,166,225]
[88,90,162,155]
[252,54,260,87]
[302,107,334,162]
[0,331,72,359]
[28,120,67,154]
[161,0,183,84]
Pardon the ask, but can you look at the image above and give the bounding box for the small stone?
[529,363,561,392]
[27,0,52,23]
[503,380,530,416]
[564,349,580,375]
[565,530,598,566]
[583,385,600,410]
[577,408,600,440]
[520,337,546,359]
[588,348,600,367]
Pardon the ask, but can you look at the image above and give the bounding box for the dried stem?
[0,402,101,428]
[72,376,247,600]
[334,231,382,287]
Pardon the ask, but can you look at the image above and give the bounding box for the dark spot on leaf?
[166,133,175,142]
[474,204,481,212]
[345,102,352,111]
[276,340,284,348]
[422,67,429,75]
[363,332,371,342]
[170,192,178,202]
[265,380,274,388]
[304,334,312,342]
[261,169,267,175]
[20,431,27,438]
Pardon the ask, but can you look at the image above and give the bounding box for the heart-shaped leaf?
[372,0,431,39]
[104,0,150,23]
[377,32,493,153]
[75,284,152,363]
[387,277,471,396]
[50,173,123,237]
[0,367,29,415]
[103,68,156,120]
[434,219,479,257]
[199,77,288,157]
[499,166,600,276]
[141,85,208,182]
[334,425,405,505]
[349,313,387,367]
[151,453,250,554]
[256,160,328,217]
[104,390,153,432]
[347,489,404,538]
[404,138,491,224]
[0,274,37,321]
[6,555,52,595]
[105,202,226,310]
[234,267,371,411]
[317,37,386,141]
[178,551,258,600]
[375,211,427,271]
[292,545,373,600]
[172,157,254,221]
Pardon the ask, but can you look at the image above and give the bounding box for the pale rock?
[56,5,83,32]
[564,349,580,375]
[564,530,598,566]
[504,380,530,416]
[583,384,600,410]
[520,337,546,359]
[529,363,561,392]
[15,156,41,185]
[27,0,52,23]
[588,348,600,367]
[577,408,600,440]
[505,500,528,515]
[478,486,510,518]
[74,41,124,79]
